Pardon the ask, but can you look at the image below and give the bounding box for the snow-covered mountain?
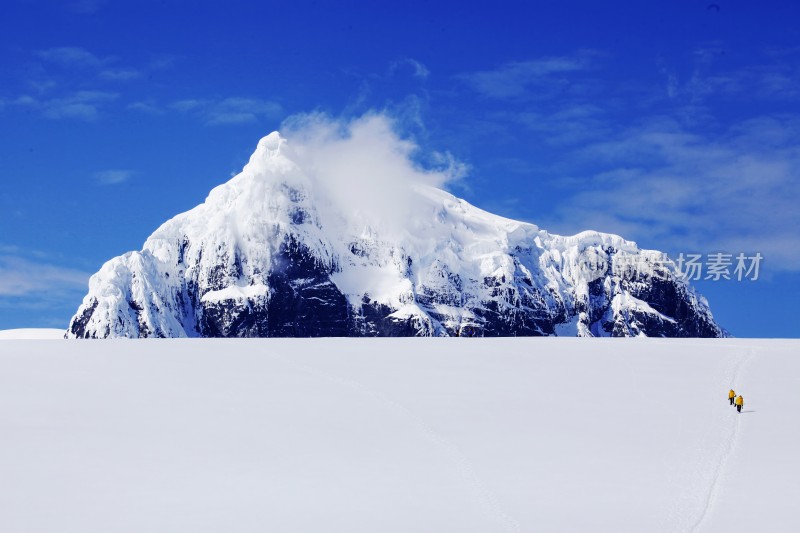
[67,131,724,338]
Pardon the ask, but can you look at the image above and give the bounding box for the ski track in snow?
[687,349,755,533]
[271,353,523,533]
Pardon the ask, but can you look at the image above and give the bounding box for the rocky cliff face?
[67,132,724,338]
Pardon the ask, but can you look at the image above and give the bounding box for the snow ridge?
[66,132,725,338]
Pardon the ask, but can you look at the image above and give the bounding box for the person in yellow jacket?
[728,389,736,406]
[735,395,744,413]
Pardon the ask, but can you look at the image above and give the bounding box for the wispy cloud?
[127,100,162,114]
[504,103,611,146]
[99,68,142,81]
[168,97,282,125]
[93,169,134,185]
[30,46,153,89]
[0,255,90,297]
[458,51,598,99]
[390,58,430,79]
[0,254,90,328]
[0,45,156,121]
[170,99,205,112]
[36,46,110,68]
[148,54,179,70]
[545,115,800,272]
[454,48,800,273]
[660,44,800,107]
[208,98,283,124]
[13,90,118,120]
[27,78,57,94]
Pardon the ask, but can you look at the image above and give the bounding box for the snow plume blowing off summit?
[67,112,724,338]
[279,113,463,238]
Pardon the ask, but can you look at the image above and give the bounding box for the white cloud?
[127,100,161,114]
[505,103,611,146]
[46,91,118,120]
[170,97,282,125]
[28,79,57,94]
[390,58,430,79]
[208,97,282,125]
[280,112,464,237]
[545,116,800,272]
[658,45,800,108]
[99,68,142,81]
[14,95,37,106]
[94,169,134,185]
[0,245,22,254]
[33,46,153,87]
[170,99,206,112]
[458,52,598,99]
[12,91,118,120]
[36,47,110,68]
[148,55,179,70]
[450,48,800,275]
[0,256,90,297]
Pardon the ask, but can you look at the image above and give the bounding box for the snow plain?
[0,337,796,532]
[0,328,65,339]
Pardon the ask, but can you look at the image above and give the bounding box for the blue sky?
[1,0,799,337]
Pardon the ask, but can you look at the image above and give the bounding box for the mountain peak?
[240,131,295,178]
[255,131,286,157]
[66,131,725,339]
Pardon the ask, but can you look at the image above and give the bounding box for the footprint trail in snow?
[687,350,755,533]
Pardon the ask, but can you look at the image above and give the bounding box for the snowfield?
[0,328,65,339]
[0,337,796,532]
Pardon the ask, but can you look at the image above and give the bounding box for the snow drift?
[67,115,723,338]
